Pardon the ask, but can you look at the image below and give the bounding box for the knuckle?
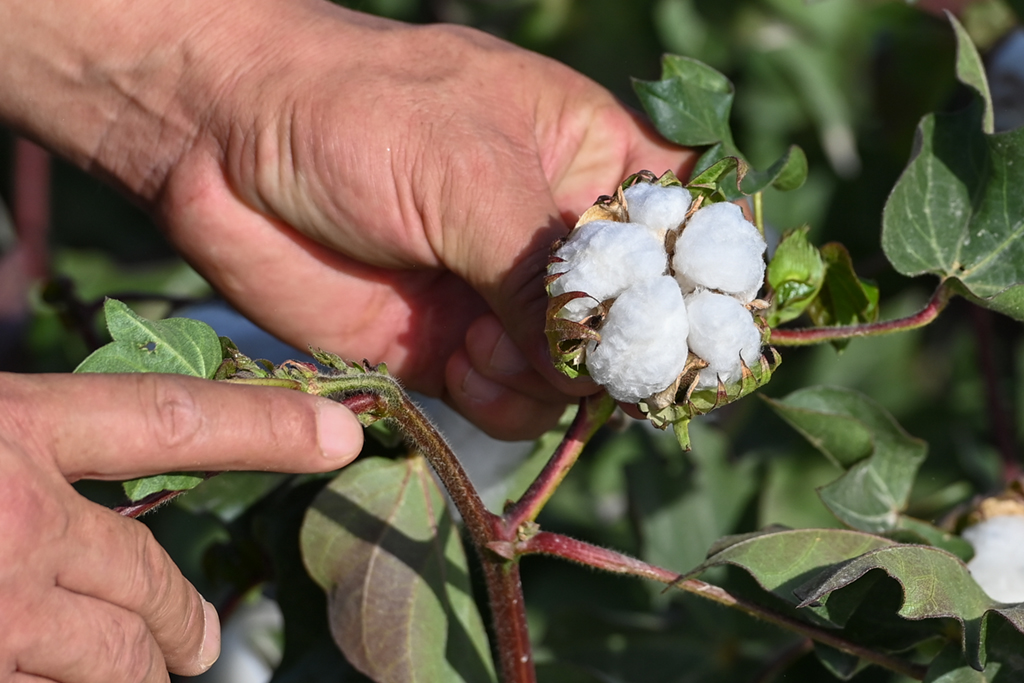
[137,375,204,451]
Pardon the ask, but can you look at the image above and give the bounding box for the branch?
[771,281,952,346]
[503,392,616,530]
[517,531,928,681]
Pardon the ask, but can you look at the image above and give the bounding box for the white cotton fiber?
[963,516,1024,603]
[673,202,766,302]
[549,220,668,320]
[685,291,762,390]
[624,182,692,242]
[585,277,690,403]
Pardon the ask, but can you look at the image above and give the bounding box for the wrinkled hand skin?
[11,0,692,440]
[0,372,362,683]
[161,4,693,439]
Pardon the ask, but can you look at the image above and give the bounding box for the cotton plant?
[545,170,780,448]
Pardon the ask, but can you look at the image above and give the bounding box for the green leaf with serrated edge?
[796,545,1024,671]
[740,145,809,194]
[122,473,206,501]
[950,13,994,136]
[75,299,222,378]
[766,387,927,533]
[632,55,738,150]
[681,528,896,626]
[767,226,827,327]
[300,456,496,683]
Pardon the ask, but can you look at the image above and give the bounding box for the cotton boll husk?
[673,202,766,302]
[623,183,692,242]
[685,291,762,390]
[963,516,1024,603]
[585,277,690,403]
[549,220,668,320]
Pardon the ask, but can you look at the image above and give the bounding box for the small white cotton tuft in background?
[549,220,667,320]
[685,291,762,390]
[673,202,766,302]
[963,515,1024,603]
[585,276,690,403]
[623,182,692,242]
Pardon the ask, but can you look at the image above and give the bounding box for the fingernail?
[461,367,504,403]
[316,401,364,462]
[489,332,530,374]
[199,600,221,671]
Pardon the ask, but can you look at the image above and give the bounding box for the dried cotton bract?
[545,170,780,448]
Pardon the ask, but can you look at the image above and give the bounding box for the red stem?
[503,393,616,530]
[517,531,927,680]
[771,282,952,346]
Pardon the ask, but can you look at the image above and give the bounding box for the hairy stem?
[504,393,616,530]
[518,531,928,681]
[771,281,952,346]
[314,373,535,683]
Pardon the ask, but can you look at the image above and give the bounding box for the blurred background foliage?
[2,0,1023,680]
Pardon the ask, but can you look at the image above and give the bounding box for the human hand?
[0,0,693,439]
[0,371,361,681]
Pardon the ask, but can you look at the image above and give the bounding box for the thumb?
[3,372,363,480]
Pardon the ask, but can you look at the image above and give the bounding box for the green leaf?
[767,226,827,327]
[632,55,738,150]
[796,545,1024,670]
[122,473,206,501]
[805,243,880,350]
[300,456,496,683]
[75,299,222,378]
[685,155,747,204]
[740,145,809,194]
[881,19,1024,319]
[681,527,896,626]
[950,13,994,136]
[765,387,927,533]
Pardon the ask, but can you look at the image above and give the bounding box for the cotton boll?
[673,202,766,302]
[586,277,690,403]
[550,220,668,320]
[624,183,692,242]
[963,516,1024,603]
[685,291,762,390]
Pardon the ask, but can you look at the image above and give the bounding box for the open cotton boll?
[673,202,766,302]
[623,182,692,242]
[963,516,1024,603]
[549,220,668,321]
[586,277,689,403]
[685,291,762,390]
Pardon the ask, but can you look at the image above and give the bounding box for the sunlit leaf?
[881,18,1024,320]
[633,55,738,150]
[740,144,808,194]
[300,456,496,683]
[767,226,827,327]
[75,298,222,378]
[122,473,206,502]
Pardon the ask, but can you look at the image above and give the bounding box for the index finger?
[2,372,363,480]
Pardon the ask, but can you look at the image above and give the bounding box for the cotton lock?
[674,202,767,303]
